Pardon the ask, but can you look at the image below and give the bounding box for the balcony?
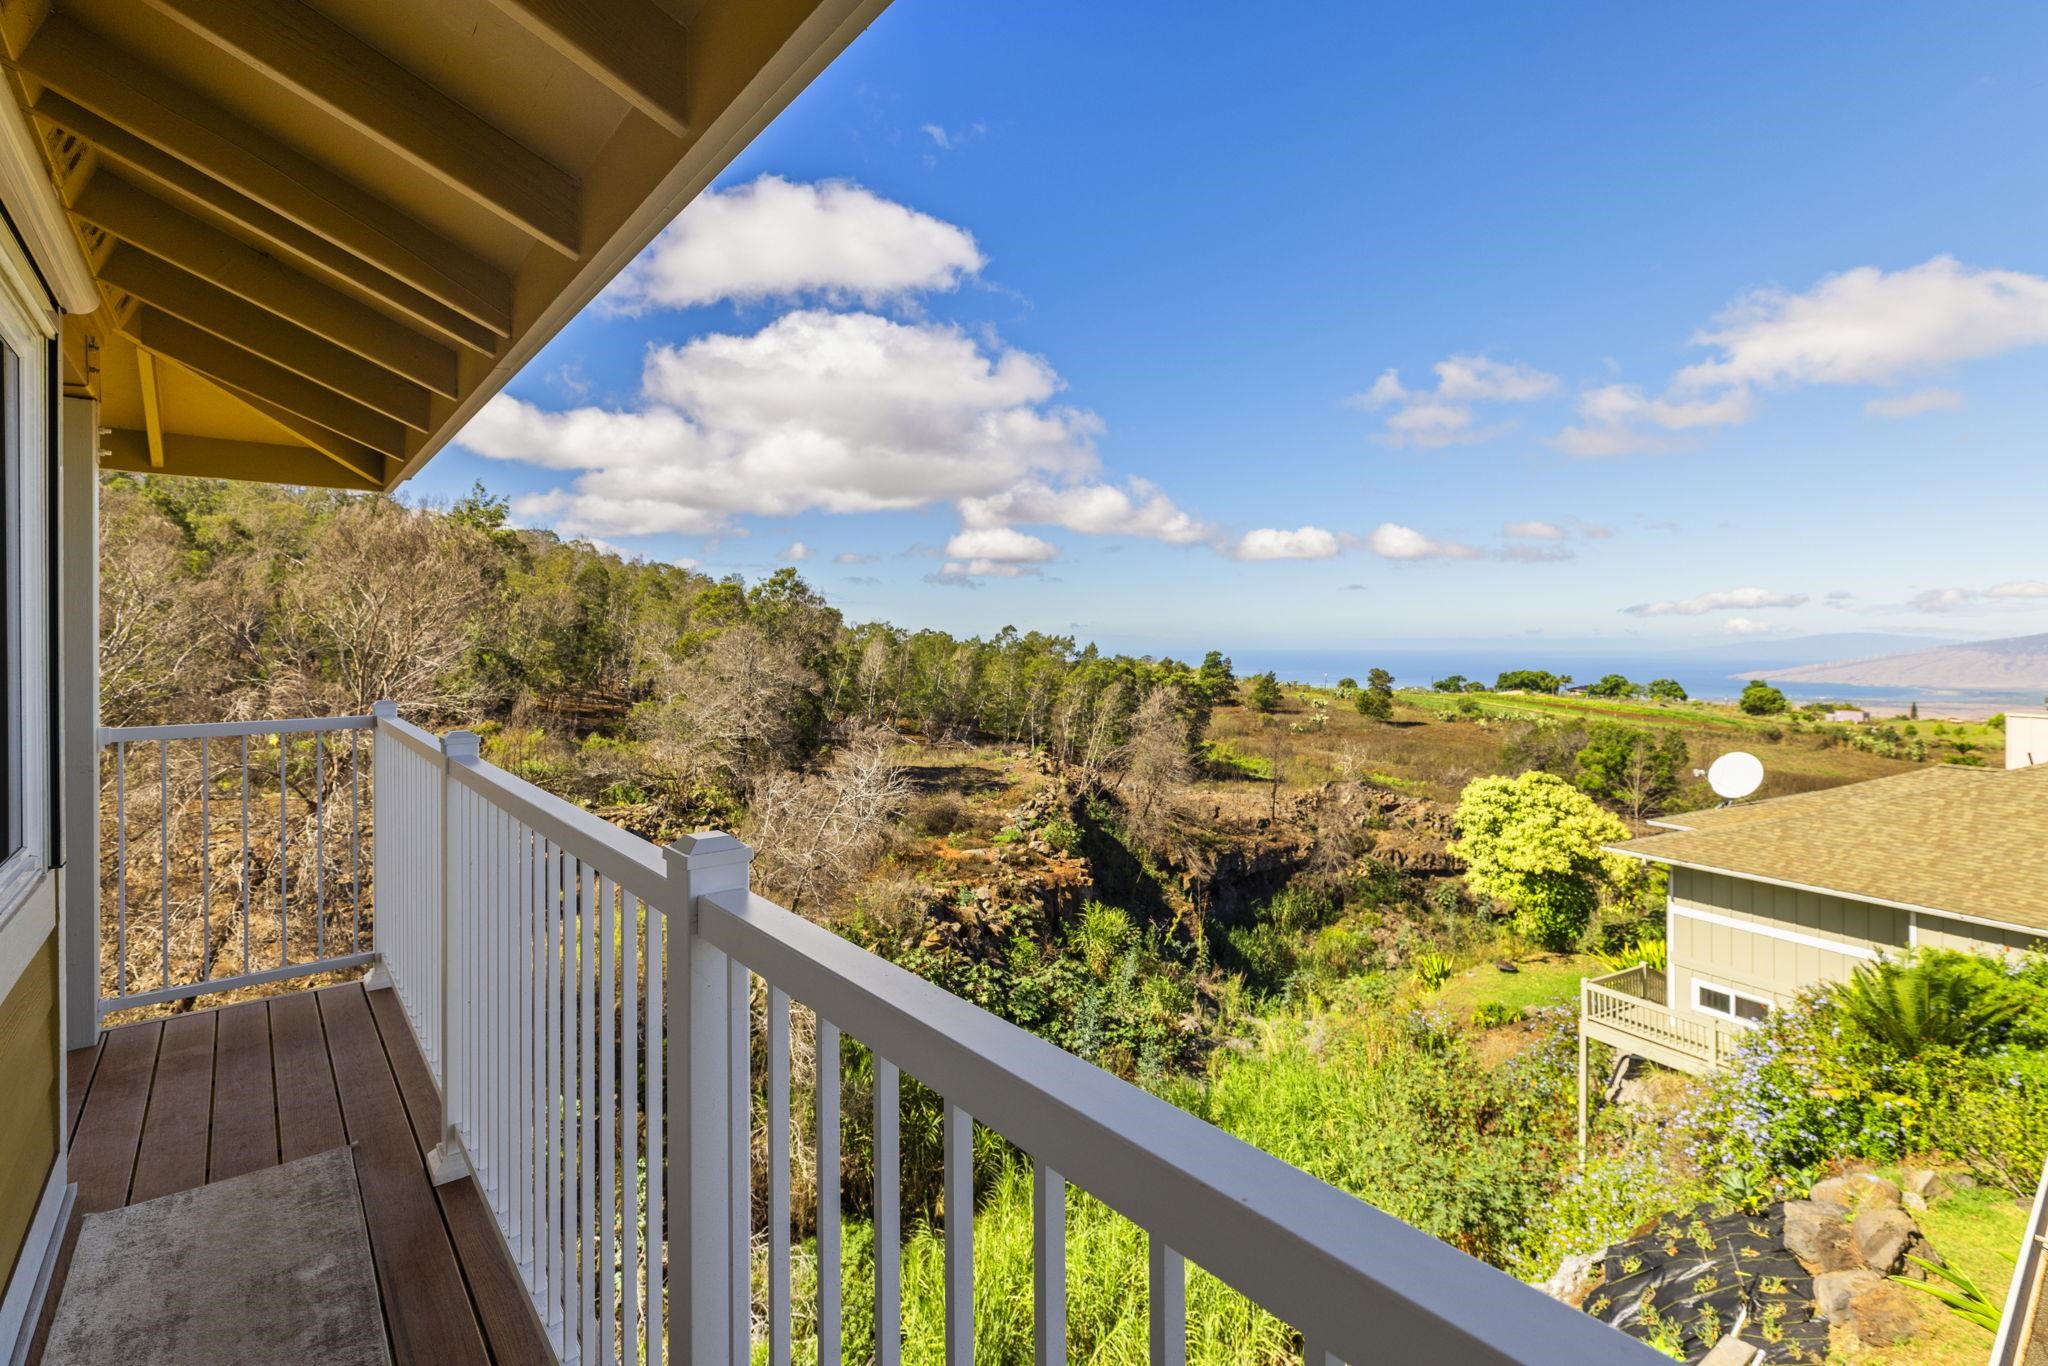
[36,705,1659,1365]
[1579,965,1738,1074]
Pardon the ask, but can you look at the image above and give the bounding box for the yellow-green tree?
[1448,771,1632,949]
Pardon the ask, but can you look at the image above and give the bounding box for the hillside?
[1741,631,2048,692]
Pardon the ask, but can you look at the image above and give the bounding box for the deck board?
[65,1041,101,1140]
[31,984,545,1366]
[320,985,492,1366]
[208,1001,278,1181]
[130,1011,217,1202]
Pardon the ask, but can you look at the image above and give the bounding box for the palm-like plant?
[1834,952,2025,1057]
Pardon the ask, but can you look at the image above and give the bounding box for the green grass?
[1843,1171,2032,1365]
[1432,953,1599,1020]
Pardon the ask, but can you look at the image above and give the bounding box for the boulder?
[1782,1199,1859,1273]
[1535,1250,1601,1304]
[1903,1168,1952,1202]
[1847,1281,1922,1346]
[1852,1205,1918,1274]
[1813,1267,1884,1322]
[1902,1190,1928,1213]
[1811,1172,1901,1211]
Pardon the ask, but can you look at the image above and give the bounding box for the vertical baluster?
[644,890,664,1366]
[583,861,601,1356]
[944,1104,973,1366]
[1033,1161,1065,1366]
[350,729,362,954]
[198,739,211,982]
[543,838,563,1355]
[768,988,791,1366]
[314,733,325,959]
[727,956,749,1366]
[511,820,528,1271]
[523,824,540,1292]
[874,1058,901,1366]
[114,741,128,998]
[278,732,290,967]
[600,876,619,1366]
[816,1017,841,1366]
[560,842,577,1361]
[622,891,641,1366]
[158,739,171,991]
[239,737,250,976]
[1148,1239,1186,1366]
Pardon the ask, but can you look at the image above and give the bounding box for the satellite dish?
[1708,751,1764,801]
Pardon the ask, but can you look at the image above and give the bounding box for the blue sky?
[415,1,2048,658]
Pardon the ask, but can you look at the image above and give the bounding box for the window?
[1695,980,1770,1023]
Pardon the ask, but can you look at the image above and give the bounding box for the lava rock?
[1847,1282,1922,1346]
[1810,1172,1900,1211]
[1902,1168,1952,1202]
[1812,1267,1883,1322]
[1851,1205,1918,1275]
[1782,1200,1859,1274]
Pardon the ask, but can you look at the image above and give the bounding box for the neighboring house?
[2011,710,2048,769]
[1824,708,1869,723]
[1578,762,2048,1139]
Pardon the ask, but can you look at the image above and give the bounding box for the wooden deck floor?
[26,983,553,1365]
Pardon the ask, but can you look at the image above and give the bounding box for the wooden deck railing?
[1581,968,1725,1068]
[100,704,1664,1364]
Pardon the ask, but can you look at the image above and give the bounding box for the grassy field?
[1837,1172,2029,1364]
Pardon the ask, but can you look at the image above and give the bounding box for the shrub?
[1835,950,2028,1057]
[1471,1001,1523,1029]
[913,792,970,836]
[1449,772,1633,950]
[1933,1048,2048,1195]
[1411,950,1454,991]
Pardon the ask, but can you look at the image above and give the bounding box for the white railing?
[95,714,375,1017]
[353,706,1659,1366]
[1582,969,1727,1067]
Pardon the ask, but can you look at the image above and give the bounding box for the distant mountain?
[1738,632,2048,692]
[1682,632,1963,669]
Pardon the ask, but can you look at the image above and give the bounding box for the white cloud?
[466,309,1102,538]
[1865,387,1964,418]
[603,175,985,312]
[1913,580,2048,613]
[1722,616,1774,635]
[1369,522,1480,561]
[1677,256,2048,392]
[834,551,879,565]
[1353,354,1558,449]
[957,478,1208,545]
[927,558,1042,586]
[1624,586,1809,617]
[921,124,951,149]
[1500,542,1574,563]
[1233,526,1341,561]
[1550,383,1755,458]
[1502,520,1567,540]
[779,541,810,562]
[943,527,1058,563]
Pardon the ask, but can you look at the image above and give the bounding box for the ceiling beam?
[483,0,690,139]
[13,15,514,336]
[72,172,460,397]
[101,428,382,491]
[102,245,433,431]
[136,349,166,467]
[128,306,407,459]
[35,96,497,357]
[137,0,581,257]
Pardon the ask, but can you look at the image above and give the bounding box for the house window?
[1695,980,1770,1023]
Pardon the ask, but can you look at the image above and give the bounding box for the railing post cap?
[443,729,482,759]
[665,830,754,868]
[371,699,399,718]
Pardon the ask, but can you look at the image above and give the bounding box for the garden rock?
[1812,1268,1882,1322]
[1902,1168,1951,1202]
[1536,1249,1602,1304]
[1809,1173,1899,1212]
[1781,1200,1859,1274]
[1900,1191,1927,1213]
[1846,1282,1921,1346]
[1699,1337,1764,1366]
[1850,1206,1916,1275]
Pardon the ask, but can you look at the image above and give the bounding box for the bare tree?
[746,727,912,915]
[642,623,815,795]
[1122,685,1193,831]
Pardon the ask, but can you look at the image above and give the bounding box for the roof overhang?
[0,0,888,490]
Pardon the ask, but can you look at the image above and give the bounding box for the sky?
[412,1,2048,659]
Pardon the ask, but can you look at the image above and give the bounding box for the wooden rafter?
[13,14,515,335]
[483,0,690,139]
[101,428,382,491]
[71,172,460,397]
[34,96,498,357]
[102,245,433,431]
[137,0,582,257]
[129,306,406,458]
[135,348,166,467]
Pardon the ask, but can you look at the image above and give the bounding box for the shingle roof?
[1616,763,2048,933]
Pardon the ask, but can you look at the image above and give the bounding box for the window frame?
[1693,977,1772,1025]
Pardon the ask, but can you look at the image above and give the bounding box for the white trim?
[0,89,97,314]
[0,868,53,989]
[1632,852,2047,944]
[1,1160,71,1366]
[1670,903,1880,961]
[0,244,52,937]
[1692,976,1772,1024]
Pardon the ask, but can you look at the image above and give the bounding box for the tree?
[1646,678,1688,702]
[746,726,911,914]
[1354,666,1395,722]
[1574,721,1689,822]
[1335,676,1358,693]
[1495,669,1567,694]
[1123,684,1195,830]
[1195,650,1237,705]
[1587,673,1636,699]
[1432,674,1470,693]
[1739,680,1789,716]
[1247,671,1283,713]
[1448,772,1633,950]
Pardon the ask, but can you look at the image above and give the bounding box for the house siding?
[0,915,59,1294]
[1915,914,2045,957]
